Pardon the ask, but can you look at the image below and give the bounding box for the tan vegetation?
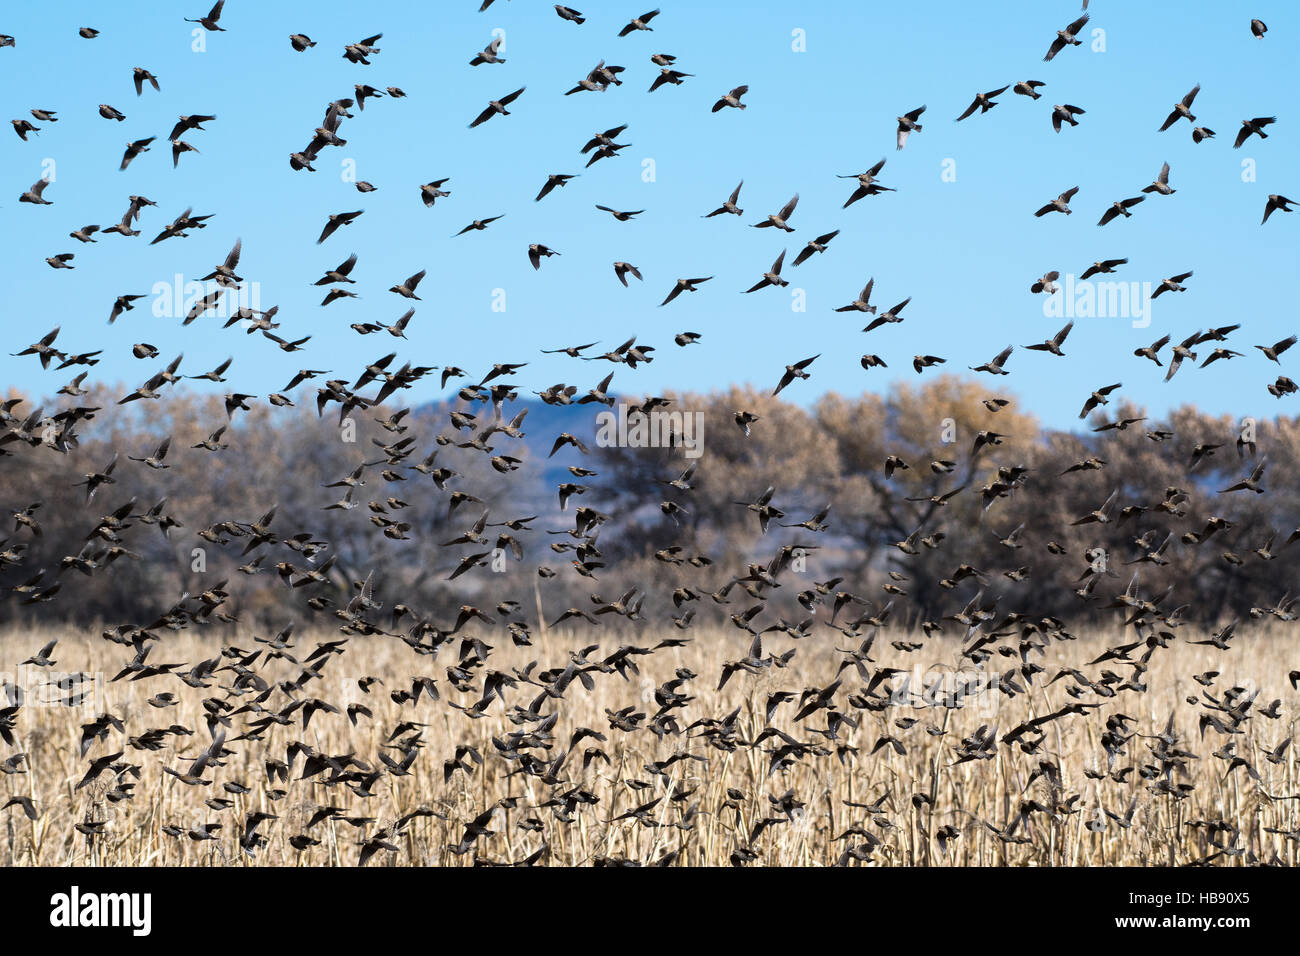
[1,623,1295,867]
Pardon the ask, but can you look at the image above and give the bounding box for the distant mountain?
[417,395,607,487]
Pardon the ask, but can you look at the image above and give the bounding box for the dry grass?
[0,623,1295,866]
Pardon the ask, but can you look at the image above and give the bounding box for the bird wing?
[955,98,980,121]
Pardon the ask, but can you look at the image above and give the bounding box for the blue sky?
[1,0,1296,429]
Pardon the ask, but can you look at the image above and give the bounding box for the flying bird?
[613,262,643,286]
[1025,321,1073,356]
[1235,116,1276,148]
[120,136,155,170]
[1035,186,1079,217]
[317,210,364,244]
[773,355,819,395]
[704,181,744,217]
[1262,195,1295,225]
[1051,103,1085,133]
[454,216,505,236]
[1080,258,1128,279]
[132,68,161,96]
[536,173,578,202]
[595,205,644,222]
[838,160,893,207]
[752,194,799,232]
[793,231,839,267]
[712,86,749,112]
[1014,79,1046,99]
[1159,85,1200,131]
[469,36,505,66]
[1164,331,1202,381]
[528,244,560,270]
[834,279,876,314]
[1151,271,1193,299]
[618,9,660,35]
[744,251,789,293]
[1044,13,1090,61]
[661,277,712,306]
[184,1,226,32]
[469,88,525,128]
[1255,335,1297,364]
[896,105,926,149]
[1098,196,1145,226]
[955,86,1009,121]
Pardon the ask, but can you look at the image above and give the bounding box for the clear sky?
[1,0,1296,429]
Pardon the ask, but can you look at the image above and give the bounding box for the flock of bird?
[1,2,1298,867]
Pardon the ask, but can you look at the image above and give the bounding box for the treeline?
[0,376,1297,633]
